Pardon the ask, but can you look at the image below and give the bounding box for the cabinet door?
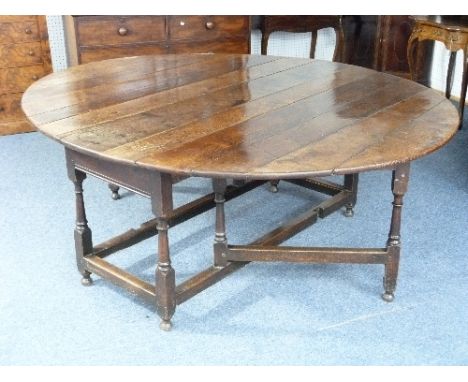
[342,16,379,69]
[377,16,413,76]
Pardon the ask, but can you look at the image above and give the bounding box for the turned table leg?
[151,172,176,331]
[213,179,229,267]
[382,163,410,302]
[343,173,359,217]
[69,169,93,286]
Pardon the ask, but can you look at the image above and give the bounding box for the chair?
[259,16,345,61]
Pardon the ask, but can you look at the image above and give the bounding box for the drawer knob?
[118,27,128,36]
[28,50,35,56]
[32,75,39,80]
[0,106,4,112]
[205,21,215,30]
[25,28,32,34]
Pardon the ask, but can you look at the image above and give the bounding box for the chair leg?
[310,30,317,59]
[333,22,345,62]
[458,48,468,129]
[261,31,270,55]
[445,51,457,99]
[407,34,419,82]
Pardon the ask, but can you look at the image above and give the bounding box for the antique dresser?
[64,16,251,65]
[0,16,52,135]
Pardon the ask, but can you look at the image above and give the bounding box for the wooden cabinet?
[0,15,52,135]
[342,16,432,80]
[253,16,421,79]
[65,16,251,65]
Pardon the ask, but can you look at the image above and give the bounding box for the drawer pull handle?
[205,21,215,30]
[118,27,128,36]
[28,50,35,56]
[32,75,39,80]
[25,28,32,34]
[179,21,185,26]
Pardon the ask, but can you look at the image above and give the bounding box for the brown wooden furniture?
[22,54,459,331]
[258,16,344,61]
[64,16,251,65]
[0,15,51,135]
[255,16,417,78]
[408,16,468,128]
[342,16,416,78]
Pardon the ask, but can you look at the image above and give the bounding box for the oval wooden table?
[22,54,459,331]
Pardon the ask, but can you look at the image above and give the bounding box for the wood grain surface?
[22,53,459,179]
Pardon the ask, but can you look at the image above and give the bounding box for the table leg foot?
[343,203,354,217]
[381,292,395,302]
[159,319,173,331]
[108,183,120,200]
[343,174,358,217]
[81,273,93,286]
[269,180,279,193]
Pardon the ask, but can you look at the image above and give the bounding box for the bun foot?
[108,184,120,200]
[344,205,354,217]
[269,180,279,193]
[81,275,93,286]
[159,319,173,331]
[381,292,394,302]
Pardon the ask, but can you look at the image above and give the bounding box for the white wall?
[46,15,465,101]
[45,16,68,71]
[431,41,464,98]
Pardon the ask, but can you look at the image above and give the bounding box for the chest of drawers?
[0,16,52,135]
[65,16,251,65]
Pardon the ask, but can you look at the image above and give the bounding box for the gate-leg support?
[382,163,410,302]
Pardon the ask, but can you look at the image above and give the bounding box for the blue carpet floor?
[0,126,467,365]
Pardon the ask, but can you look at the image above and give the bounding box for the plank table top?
[22,53,459,179]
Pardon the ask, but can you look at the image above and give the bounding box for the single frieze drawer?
[76,16,167,47]
[0,42,43,68]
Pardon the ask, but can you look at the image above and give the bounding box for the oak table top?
[22,53,459,179]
